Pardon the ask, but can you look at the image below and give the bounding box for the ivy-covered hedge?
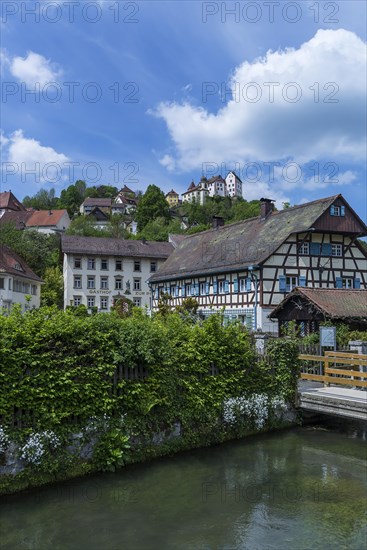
[0,307,300,493]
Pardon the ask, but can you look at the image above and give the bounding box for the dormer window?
[299,242,309,255]
[14,262,23,271]
[330,205,345,216]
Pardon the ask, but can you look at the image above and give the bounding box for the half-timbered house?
[148,195,367,333]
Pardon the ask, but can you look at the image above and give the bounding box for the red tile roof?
[0,211,32,229]
[0,191,26,211]
[26,210,68,227]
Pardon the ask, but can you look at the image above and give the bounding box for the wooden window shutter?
[354,278,361,289]
[279,275,286,292]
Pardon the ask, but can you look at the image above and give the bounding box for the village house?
[62,235,173,311]
[165,189,180,207]
[0,245,43,311]
[0,208,70,234]
[149,195,367,333]
[113,185,138,214]
[80,198,112,215]
[25,209,71,234]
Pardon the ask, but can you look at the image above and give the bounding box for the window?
[87,276,95,289]
[186,284,192,296]
[74,258,82,269]
[336,277,360,289]
[115,259,123,271]
[240,278,252,292]
[299,242,309,255]
[219,281,225,294]
[342,278,353,289]
[74,276,82,289]
[286,276,298,292]
[22,282,30,293]
[133,298,141,307]
[330,205,345,217]
[14,280,22,292]
[0,278,4,290]
[73,296,82,306]
[279,275,299,293]
[133,278,141,291]
[200,282,206,295]
[331,244,342,257]
[115,278,123,290]
[14,262,22,271]
[150,262,157,273]
[100,277,109,289]
[101,258,108,270]
[134,260,141,272]
[87,258,95,270]
[100,297,108,310]
[31,285,37,296]
[87,296,95,308]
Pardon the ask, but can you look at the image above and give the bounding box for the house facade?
[62,236,173,311]
[0,245,43,311]
[225,171,242,198]
[182,178,209,205]
[206,176,227,198]
[165,189,179,207]
[149,195,367,333]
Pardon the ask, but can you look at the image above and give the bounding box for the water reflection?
[1,420,366,550]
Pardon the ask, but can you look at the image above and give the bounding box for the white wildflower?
[0,426,9,454]
[20,430,61,465]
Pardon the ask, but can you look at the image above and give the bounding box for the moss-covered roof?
[149,195,346,282]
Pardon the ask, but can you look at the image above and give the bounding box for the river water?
[1,420,366,550]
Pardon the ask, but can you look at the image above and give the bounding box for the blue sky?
[1,0,366,220]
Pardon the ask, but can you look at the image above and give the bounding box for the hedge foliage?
[0,307,299,435]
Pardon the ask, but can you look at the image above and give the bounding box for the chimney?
[212,216,224,229]
[260,198,274,220]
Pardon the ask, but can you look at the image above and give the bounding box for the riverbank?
[1,419,365,550]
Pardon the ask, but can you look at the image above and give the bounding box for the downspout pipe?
[248,265,260,330]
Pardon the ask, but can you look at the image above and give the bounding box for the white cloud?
[153,29,366,183]
[3,130,69,184]
[303,169,357,191]
[159,154,176,172]
[10,51,62,87]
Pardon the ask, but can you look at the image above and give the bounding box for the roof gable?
[0,191,26,212]
[0,245,43,282]
[312,195,367,234]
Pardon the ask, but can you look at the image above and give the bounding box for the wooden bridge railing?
[299,351,367,389]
